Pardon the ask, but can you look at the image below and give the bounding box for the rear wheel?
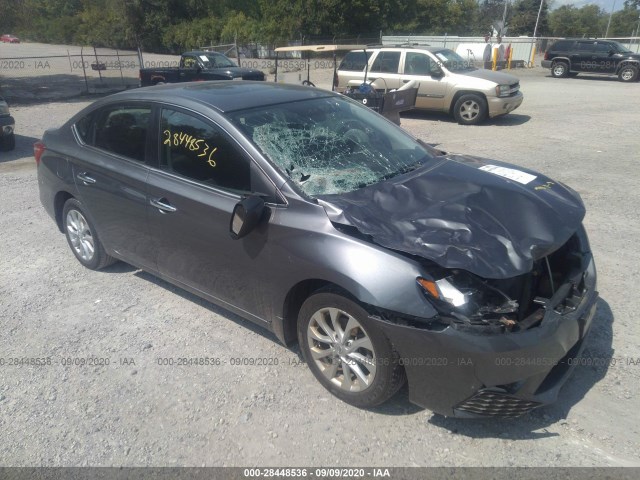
[618,65,639,83]
[551,61,569,78]
[298,292,405,407]
[63,199,116,270]
[453,94,487,125]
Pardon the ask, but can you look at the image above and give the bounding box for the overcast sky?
[549,0,627,11]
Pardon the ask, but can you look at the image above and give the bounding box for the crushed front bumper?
[370,257,598,417]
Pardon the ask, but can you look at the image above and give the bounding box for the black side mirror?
[230,195,265,240]
[609,50,615,56]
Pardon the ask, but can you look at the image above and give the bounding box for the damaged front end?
[365,226,598,418]
[415,228,593,335]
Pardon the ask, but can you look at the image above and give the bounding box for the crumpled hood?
[319,155,585,279]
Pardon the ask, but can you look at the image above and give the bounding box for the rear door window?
[88,105,151,162]
[370,51,401,74]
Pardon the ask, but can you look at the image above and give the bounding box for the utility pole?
[528,0,545,66]
[605,0,617,38]
[502,1,509,27]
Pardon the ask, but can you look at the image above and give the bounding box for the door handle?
[150,197,177,213]
[76,172,96,184]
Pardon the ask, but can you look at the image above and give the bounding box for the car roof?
[104,81,337,113]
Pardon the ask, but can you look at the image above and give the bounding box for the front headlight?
[0,102,10,116]
[417,271,518,327]
[495,84,511,97]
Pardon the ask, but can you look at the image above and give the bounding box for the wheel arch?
[551,57,571,68]
[449,90,488,116]
[277,279,363,346]
[54,190,76,233]
[616,60,639,74]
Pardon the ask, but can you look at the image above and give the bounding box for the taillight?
[34,141,45,166]
[544,51,549,60]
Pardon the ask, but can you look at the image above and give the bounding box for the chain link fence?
[0,43,141,103]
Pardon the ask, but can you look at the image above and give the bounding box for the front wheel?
[618,65,639,83]
[63,199,116,270]
[453,94,487,125]
[298,292,405,407]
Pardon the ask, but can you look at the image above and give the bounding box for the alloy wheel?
[459,100,480,122]
[66,209,95,262]
[306,307,377,392]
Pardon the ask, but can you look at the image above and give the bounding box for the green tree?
[609,6,640,37]
[509,0,549,36]
[548,5,607,37]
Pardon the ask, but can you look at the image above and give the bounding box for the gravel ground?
[1,67,639,467]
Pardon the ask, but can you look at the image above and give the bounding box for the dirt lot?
[1,67,639,468]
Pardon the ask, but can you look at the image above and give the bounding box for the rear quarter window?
[550,41,573,52]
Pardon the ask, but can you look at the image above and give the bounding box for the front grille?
[507,82,520,96]
[454,388,541,417]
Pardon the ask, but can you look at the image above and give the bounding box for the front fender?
[267,199,438,334]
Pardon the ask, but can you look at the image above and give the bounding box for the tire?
[0,133,15,151]
[62,199,116,270]
[618,65,639,83]
[298,292,406,407]
[453,93,487,125]
[551,61,569,78]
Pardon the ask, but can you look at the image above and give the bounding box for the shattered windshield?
[228,96,434,197]
[434,49,475,71]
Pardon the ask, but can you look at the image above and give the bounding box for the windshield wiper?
[380,159,427,181]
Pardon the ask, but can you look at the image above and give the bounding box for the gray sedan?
[36,82,597,417]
